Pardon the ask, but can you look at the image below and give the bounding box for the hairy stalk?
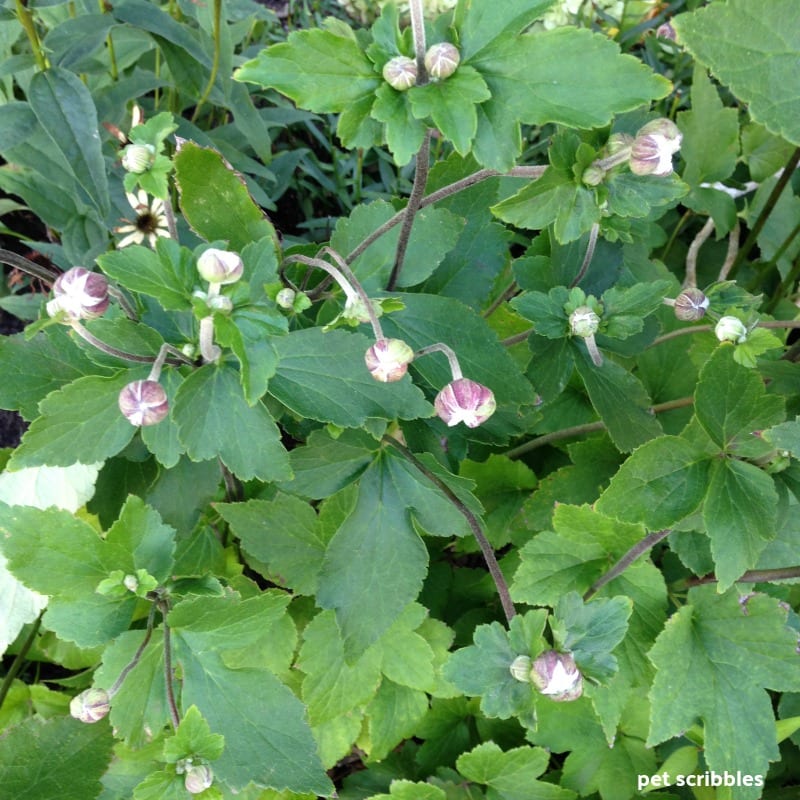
[408,0,428,84]
[414,342,463,380]
[648,319,800,349]
[684,216,714,289]
[732,146,800,277]
[383,436,516,622]
[14,0,48,70]
[717,220,740,281]
[158,598,181,729]
[107,285,138,321]
[584,530,672,600]
[163,195,179,241]
[97,0,118,80]
[0,248,59,285]
[70,322,193,367]
[483,281,519,318]
[685,566,800,587]
[191,0,222,122]
[108,603,157,697]
[569,223,600,288]
[506,396,694,459]
[387,130,432,291]
[0,613,42,712]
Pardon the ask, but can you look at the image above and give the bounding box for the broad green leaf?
[648,587,800,796]
[379,603,437,693]
[269,328,432,427]
[27,67,109,215]
[601,280,673,339]
[164,705,225,763]
[694,347,785,450]
[97,240,195,311]
[235,28,380,112]
[703,459,779,591]
[0,461,99,513]
[172,363,291,482]
[604,172,688,220]
[511,287,570,339]
[367,781,447,800]
[574,352,663,452]
[457,742,577,800]
[216,493,329,595]
[596,435,710,529]
[674,0,800,146]
[0,553,48,657]
[678,67,739,185]
[362,679,428,761]
[140,368,185,469]
[371,85,428,166]
[0,715,114,800]
[174,141,277,252]
[763,418,800,458]
[8,371,139,470]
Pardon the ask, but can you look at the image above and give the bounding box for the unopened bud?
[509,655,533,683]
[582,165,606,186]
[118,380,169,426]
[715,315,748,344]
[343,295,381,325]
[208,294,233,313]
[435,378,496,429]
[656,22,677,41]
[424,43,460,80]
[383,56,417,91]
[673,288,709,321]
[630,119,682,176]
[184,764,214,794]
[121,143,156,174]
[364,338,414,382]
[197,248,244,285]
[276,287,296,309]
[531,651,583,702]
[47,267,110,321]
[606,132,634,155]
[569,306,600,338]
[70,688,110,723]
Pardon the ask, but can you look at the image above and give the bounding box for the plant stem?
[648,319,800,349]
[158,598,181,729]
[163,195,179,241]
[584,530,672,600]
[387,130,432,291]
[14,0,48,70]
[0,248,59,285]
[191,0,222,123]
[383,436,516,622]
[408,0,428,84]
[685,566,800,587]
[717,220,740,281]
[108,603,157,697]
[684,216,714,289]
[414,342,463,380]
[0,613,42,713]
[730,146,800,277]
[569,223,599,289]
[483,281,519,318]
[70,321,193,367]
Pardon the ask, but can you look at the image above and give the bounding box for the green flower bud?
[424,43,460,80]
[121,143,156,174]
[383,56,418,91]
[715,315,748,344]
[364,338,414,382]
[70,688,110,723]
[582,165,606,186]
[276,288,296,309]
[569,306,600,338]
[509,655,533,683]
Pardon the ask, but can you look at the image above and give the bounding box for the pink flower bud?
[365,338,414,382]
[197,248,244,284]
[46,267,109,321]
[630,119,682,176]
[185,764,214,794]
[70,688,110,723]
[118,380,169,427]
[673,288,709,321]
[434,378,496,428]
[531,651,583,702]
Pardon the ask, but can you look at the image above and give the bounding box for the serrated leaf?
[368,780,447,800]
[173,363,291,482]
[763,418,800,458]
[511,287,570,339]
[362,679,428,761]
[674,0,800,146]
[163,705,225,763]
[596,435,710,529]
[269,328,432,427]
[371,85,428,166]
[174,141,276,252]
[605,172,688,219]
[0,715,114,800]
[648,587,800,796]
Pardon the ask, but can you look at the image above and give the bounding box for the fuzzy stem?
[648,319,800,349]
[163,195,179,241]
[107,285,138,320]
[582,334,603,366]
[69,321,193,367]
[108,603,157,697]
[414,342,463,380]
[684,216,714,289]
[408,0,428,84]
[198,316,221,363]
[387,130,432,291]
[0,248,59,285]
[191,0,222,122]
[0,613,42,713]
[717,220,740,281]
[584,530,672,600]
[383,436,516,622]
[569,223,600,289]
[158,598,181,729]
[685,566,800,587]
[592,146,633,172]
[14,0,48,70]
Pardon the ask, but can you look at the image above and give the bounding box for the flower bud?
[383,56,418,91]
[715,315,748,344]
[606,132,634,155]
[208,294,233,313]
[434,378,497,428]
[673,288,709,321]
[46,267,110,321]
[531,651,583,702]
[364,338,414,382]
[343,295,382,325]
[276,287,296,309]
[197,248,244,285]
[509,655,533,683]
[184,764,214,794]
[630,119,682,176]
[569,306,600,338]
[121,143,156,174]
[424,43,460,80]
[656,22,677,41]
[118,380,169,427]
[70,688,110,723]
[581,165,606,186]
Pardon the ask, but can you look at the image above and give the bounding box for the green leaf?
[269,328,432,428]
[97,239,195,311]
[596,435,710,529]
[140,368,185,469]
[163,705,225,763]
[216,493,329,595]
[648,587,800,795]
[674,0,800,146]
[605,172,688,219]
[0,715,114,800]
[551,592,632,683]
[511,287,570,339]
[235,27,379,112]
[457,742,577,800]
[371,85,428,166]
[703,459,779,591]
[362,679,428,761]
[174,140,277,252]
[368,781,447,800]
[574,353,663,452]
[27,67,109,215]
[763,418,800,458]
[694,347,785,451]
[172,363,291,482]
[601,280,673,339]
[678,67,740,185]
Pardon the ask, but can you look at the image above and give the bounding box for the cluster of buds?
[46,267,109,322]
[382,42,460,90]
[509,651,584,702]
